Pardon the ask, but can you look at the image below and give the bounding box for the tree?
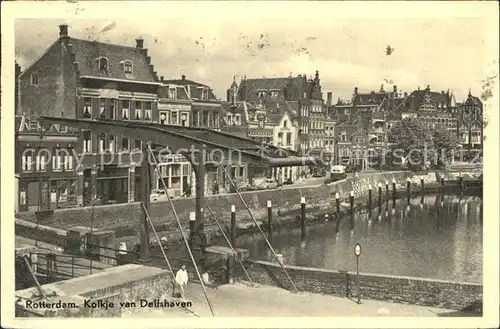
[432,126,459,168]
[388,117,434,171]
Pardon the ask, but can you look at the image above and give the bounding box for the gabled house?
[16,24,163,208]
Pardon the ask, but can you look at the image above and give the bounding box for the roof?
[69,38,157,83]
[405,86,453,111]
[238,76,306,102]
[464,93,483,106]
[157,85,190,100]
[162,77,219,100]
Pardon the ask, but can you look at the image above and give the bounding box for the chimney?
[146,56,151,64]
[354,87,358,95]
[181,74,186,80]
[160,76,164,82]
[59,24,69,38]
[15,62,21,76]
[327,92,333,107]
[393,85,397,92]
[136,37,144,49]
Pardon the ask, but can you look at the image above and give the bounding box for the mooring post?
[385,180,389,202]
[189,211,196,250]
[420,177,425,193]
[459,173,464,191]
[441,177,445,195]
[406,178,411,204]
[378,183,382,211]
[335,192,340,215]
[368,184,372,209]
[195,147,205,232]
[392,178,397,207]
[349,191,355,214]
[267,200,273,244]
[300,196,306,241]
[230,205,236,247]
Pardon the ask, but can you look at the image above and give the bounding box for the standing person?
[175,265,188,298]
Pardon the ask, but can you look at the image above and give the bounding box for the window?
[135,101,142,120]
[169,87,177,99]
[64,151,74,171]
[212,112,219,127]
[227,114,233,124]
[181,113,188,127]
[171,111,178,125]
[144,102,152,121]
[160,111,170,125]
[22,149,34,172]
[83,98,92,118]
[235,114,241,125]
[109,135,115,153]
[52,149,62,171]
[121,136,129,151]
[258,91,266,98]
[202,88,209,100]
[98,133,106,153]
[31,73,39,86]
[283,120,288,128]
[83,131,92,153]
[99,57,108,71]
[239,166,245,177]
[271,91,279,99]
[99,99,106,119]
[36,150,48,172]
[134,140,142,150]
[123,61,133,74]
[202,111,209,126]
[259,120,264,128]
[286,132,292,145]
[192,110,199,127]
[108,99,115,119]
[341,132,347,141]
[122,100,129,120]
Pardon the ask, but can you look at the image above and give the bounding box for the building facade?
[456,91,483,157]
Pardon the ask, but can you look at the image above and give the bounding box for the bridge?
[37,117,322,261]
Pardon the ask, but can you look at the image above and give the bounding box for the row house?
[221,94,301,185]
[228,71,326,158]
[15,115,80,213]
[159,75,223,196]
[17,24,164,207]
[456,91,483,155]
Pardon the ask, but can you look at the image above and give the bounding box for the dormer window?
[271,91,279,99]
[123,61,133,74]
[202,88,209,100]
[31,73,39,86]
[235,114,241,125]
[257,91,267,98]
[98,57,108,71]
[169,87,177,99]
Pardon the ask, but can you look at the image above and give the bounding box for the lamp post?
[354,243,362,304]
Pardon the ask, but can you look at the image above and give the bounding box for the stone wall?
[16,172,413,241]
[15,218,67,248]
[15,264,175,317]
[239,260,482,311]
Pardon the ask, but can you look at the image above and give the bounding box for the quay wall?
[15,264,175,317]
[239,259,482,311]
[16,171,414,242]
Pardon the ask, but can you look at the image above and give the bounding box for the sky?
[14,14,495,103]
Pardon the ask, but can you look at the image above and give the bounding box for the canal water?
[239,194,483,284]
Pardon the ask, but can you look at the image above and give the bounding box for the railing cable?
[203,201,255,287]
[216,161,298,293]
[147,144,216,317]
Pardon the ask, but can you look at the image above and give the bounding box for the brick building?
[16,24,163,208]
[456,90,483,157]
[227,72,326,158]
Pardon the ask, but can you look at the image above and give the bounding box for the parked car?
[258,178,278,190]
[283,178,293,185]
[150,189,167,201]
[330,165,347,181]
[239,184,258,192]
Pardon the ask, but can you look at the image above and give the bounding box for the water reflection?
[241,194,482,284]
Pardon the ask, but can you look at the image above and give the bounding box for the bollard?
[230,205,236,247]
[189,211,196,249]
[385,180,389,201]
[267,200,273,244]
[335,192,340,215]
[441,177,445,195]
[392,178,397,207]
[406,177,411,204]
[420,177,425,193]
[459,173,464,191]
[368,184,372,209]
[378,183,382,210]
[300,197,306,240]
[350,191,355,214]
